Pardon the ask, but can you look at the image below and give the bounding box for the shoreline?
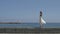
[0,28,59,33]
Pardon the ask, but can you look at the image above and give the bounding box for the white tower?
[40,11,46,29]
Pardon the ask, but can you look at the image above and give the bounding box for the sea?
[0,22,60,28]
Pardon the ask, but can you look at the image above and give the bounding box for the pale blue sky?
[0,0,60,22]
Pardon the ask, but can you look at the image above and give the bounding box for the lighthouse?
[40,10,46,29]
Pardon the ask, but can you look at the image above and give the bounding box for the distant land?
[0,22,22,24]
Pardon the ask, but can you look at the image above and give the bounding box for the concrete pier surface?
[0,28,60,33]
[0,33,60,34]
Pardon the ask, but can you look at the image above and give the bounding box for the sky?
[0,0,60,23]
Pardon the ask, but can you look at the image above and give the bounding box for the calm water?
[0,22,60,28]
